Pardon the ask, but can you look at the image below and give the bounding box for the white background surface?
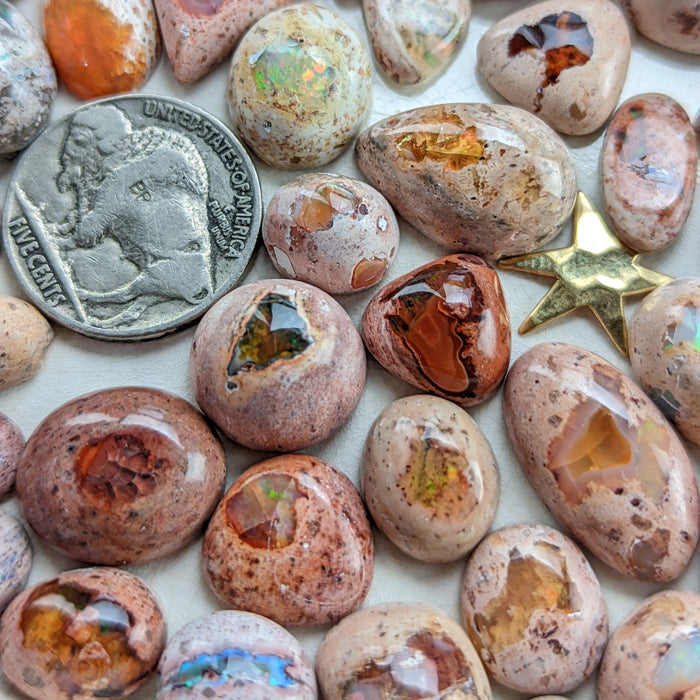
[0,1,699,698]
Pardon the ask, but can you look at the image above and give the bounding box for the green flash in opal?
[654,629,700,694]
[250,40,336,111]
[664,304,700,353]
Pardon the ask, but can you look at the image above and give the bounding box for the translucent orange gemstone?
[43,0,152,99]
[351,258,387,289]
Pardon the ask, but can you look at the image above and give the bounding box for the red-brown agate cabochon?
[202,453,374,627]
[504,342,699,582]
[361,254,510,407]
[16,386,226,565]
[0,567,166,700]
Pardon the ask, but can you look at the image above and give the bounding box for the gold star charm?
[498,191,674,355]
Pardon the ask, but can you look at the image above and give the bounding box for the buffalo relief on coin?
[2,95,262,340]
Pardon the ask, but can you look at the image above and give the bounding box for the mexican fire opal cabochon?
[361,254,510,407]
[190,278,366,452]
[0,567,166,700]
[355,102,577,259]
[15,386,226,565]
[202,453,374,627]
[504,342,699,582]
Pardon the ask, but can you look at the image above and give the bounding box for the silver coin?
[1,94,262,340]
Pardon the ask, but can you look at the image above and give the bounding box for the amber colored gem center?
[343,630,475,698]
[21,582,144,696]
[399,432,472,516]
[291,182,361,232]
[44,0,148,99]
[471,550,574,655]
[228,294,311,385]
[397,113,486,170]
[387,266,483,397]
[76,434,162,507]
[351,258,387,290]
[226,473,307,549]
[508,12,593,111]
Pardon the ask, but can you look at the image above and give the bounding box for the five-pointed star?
[498,191,674,355]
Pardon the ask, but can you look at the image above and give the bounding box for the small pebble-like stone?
[0,295,53,389]
[362,0,470,85]
[316,602,492,699]
[158,610,317,699]
[227,3,372,169]
[0,511,32,613]
[460,523,608,695]
[477,0,630,135]
[620,0,700,54]
[362,394,499,562]
[0,413,24,497]
[598,590,700,698]
[361,254,510,407]
[0,0,56,158]
[202,453,374,627]
[262,173,399,295]
[43,0,160,99]
[629,278,700,446]
[0,567,166,700]
[355,103,576,258]
[504,342,699,582]
[16,387,225,565]
[190,278,366,452]
[154,0,295,83]
[602,93,697,252]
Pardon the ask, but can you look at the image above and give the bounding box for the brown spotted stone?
[361,254,510,407]
[620,0,700,55]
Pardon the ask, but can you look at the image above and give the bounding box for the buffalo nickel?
[2,95,262,340]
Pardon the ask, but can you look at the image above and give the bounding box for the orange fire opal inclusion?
[20,582,144,696]
[43,0,150,99]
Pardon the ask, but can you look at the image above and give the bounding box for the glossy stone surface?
[361,254,510,407]
[362,394,499,562]
[227,3,372,169]
[504,342,700,581]
[362,0,470,85]
[0,567,166,700]
[629,278,700,446]
[262,173,399,295]
[202,454,374,627]
[191,278,366,452]
[477,0,630,135]
[16,386,225,565]
[0,1,56,157]
[43,0,160,99]
[460,523,608,695]
[355,103,576,258]
[599,590,700,698]
[602,93,697,252]
[621,0,700,54]
[0,412,23,497]
[0,511,31,613]
[154,0,295,83]
[317,603,491,700]
[157,610,317,699]
[0,295,53,389]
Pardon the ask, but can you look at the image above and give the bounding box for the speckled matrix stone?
[0,0,56,157]
[0,412,24,497]
[361,254,511,407]
[0,567,166,700]
[227,3,372,169]
[16,386,226,565]
[477,0,630,135]
[43,0,160,99]
[504,342,699,582]
[602,93,697,252]
[0,511,32,613]
[621,0,700,54]
[154,0,296,83]
[355,103,577,259]
[362,0,471,85]
[202,453,374,627]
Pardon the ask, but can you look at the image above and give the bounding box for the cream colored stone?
[621,0,700,55]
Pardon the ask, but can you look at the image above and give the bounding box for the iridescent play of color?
[361,0,471,85]
[43,0,160,99]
